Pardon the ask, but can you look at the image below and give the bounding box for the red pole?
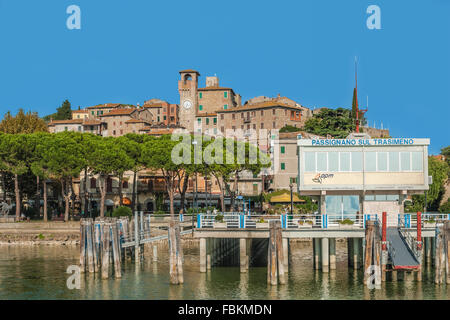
[417,211,422,250]
[382,211,387,251]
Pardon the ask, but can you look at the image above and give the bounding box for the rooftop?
[99,108,137,117]
[217,101,305,113]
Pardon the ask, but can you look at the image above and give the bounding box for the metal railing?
[398,215,420,260]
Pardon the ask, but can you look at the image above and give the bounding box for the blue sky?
[0,0,448,154]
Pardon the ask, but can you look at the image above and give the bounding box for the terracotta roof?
[147,129,175,135]
[217,101,304,113]
[72,109,88,114]
[196,113,217,118]
[198,86,233,92]
[82,120,102,126]
[125,119,150,124]
[99,108,137,117]
[86,103,121,109]
[179,69,200,75]
[48,119,84,126]
[143,104,164,108]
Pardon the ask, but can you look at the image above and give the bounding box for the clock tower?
[178,69,200,133]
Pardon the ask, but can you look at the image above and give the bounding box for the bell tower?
[178,69,200,132]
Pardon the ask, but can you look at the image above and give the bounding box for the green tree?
[43,100,72,121]
[279,125,302,133]
[303,108,355,138]
[87,137,131,217]
[42,132,85,221]
[0,134,33,218]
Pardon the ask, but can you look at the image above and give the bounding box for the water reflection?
[0,243,448,300]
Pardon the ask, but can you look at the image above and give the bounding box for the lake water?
[0,242,448,300]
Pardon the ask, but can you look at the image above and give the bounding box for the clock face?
[183,100,192,110]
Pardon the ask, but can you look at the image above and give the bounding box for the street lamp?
[289,183,294,216]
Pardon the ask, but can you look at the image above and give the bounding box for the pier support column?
[313,238,321,269]
[329,238,336,270]
[425,237,431,266]
[200,238,206,273]
[348,238,354,268]
[283,238,289,273]
[353,238,360,270]
[321,238,329,273]
[240,238,247,273]
[391,270,397,281]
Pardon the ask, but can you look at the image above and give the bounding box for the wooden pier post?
[101,223,110,280]
[134,212,140,263]
[348,238,354,268]
[435,225,442,284]
[364,221,375,283]
[92,222,99,273]
[445,221,450,284]
[314,238,321,270]
[86,220,95,273]
[175,220,184,284]
[329,238,336,270]
[111,223,122,279]
[80,220,86,273]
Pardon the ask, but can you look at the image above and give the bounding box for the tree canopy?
[43,100,72,122]
[302,108,355,138]
[0,109,48,134]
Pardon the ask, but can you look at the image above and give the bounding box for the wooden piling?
[364,221,375,283]
[153,245,158,262]
[175,220,184,284]
[111,223,122,279]
[101,223,110,280]
[445,222,450,285]
[86,220,95,273]
[92,222,99,273]
[169,219,181,284]
[80,220,86,273]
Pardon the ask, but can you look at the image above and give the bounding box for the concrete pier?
[313,238,321,270]
[321,238,329,273]
[353,238,360,270]
[240,238,247,273]
[329,238,336,270]
[200,238,206,272]
[283,238,289,272]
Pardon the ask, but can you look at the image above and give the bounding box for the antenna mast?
[354,58,368,133]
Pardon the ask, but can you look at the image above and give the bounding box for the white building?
[297,135,430,226]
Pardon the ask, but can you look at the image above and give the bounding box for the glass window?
[328,152,339,172]
[281,146,285,154]
[199,92,202,99]
[199,105,203,111]
[317,152,327,171]
[206,118,209,125]
[377,152,388,171]
[389,152,400,172]
[223,104,228,110]
[386,195,399,201]
[305,152,316,172]
[213,118,217,124]
[365,152,377,171]
[197,118,201,124]
[224,91,228,98]
[365,195,375,201]
[375,195,387,201]
[411,152,423,171]
[401,152,411,171]
[339,152,350,171]
[281,163,285,170]
[351,152,363,172]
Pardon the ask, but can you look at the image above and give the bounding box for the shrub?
[439,198,450,213]
[338,219,354,225]
[112,206,132,218]
[215,214,224,222]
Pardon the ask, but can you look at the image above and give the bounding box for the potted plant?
[338,218,355,229]
[214,214,227,228]
[256,218,269,229]
[299,220,313,228]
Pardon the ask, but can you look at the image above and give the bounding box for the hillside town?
[2,69,384,218]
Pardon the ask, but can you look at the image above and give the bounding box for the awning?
[105,199,114,206]
[123,197,131,205]
[270,193,305,203]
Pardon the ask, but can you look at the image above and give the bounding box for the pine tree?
[54,100,72,120]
